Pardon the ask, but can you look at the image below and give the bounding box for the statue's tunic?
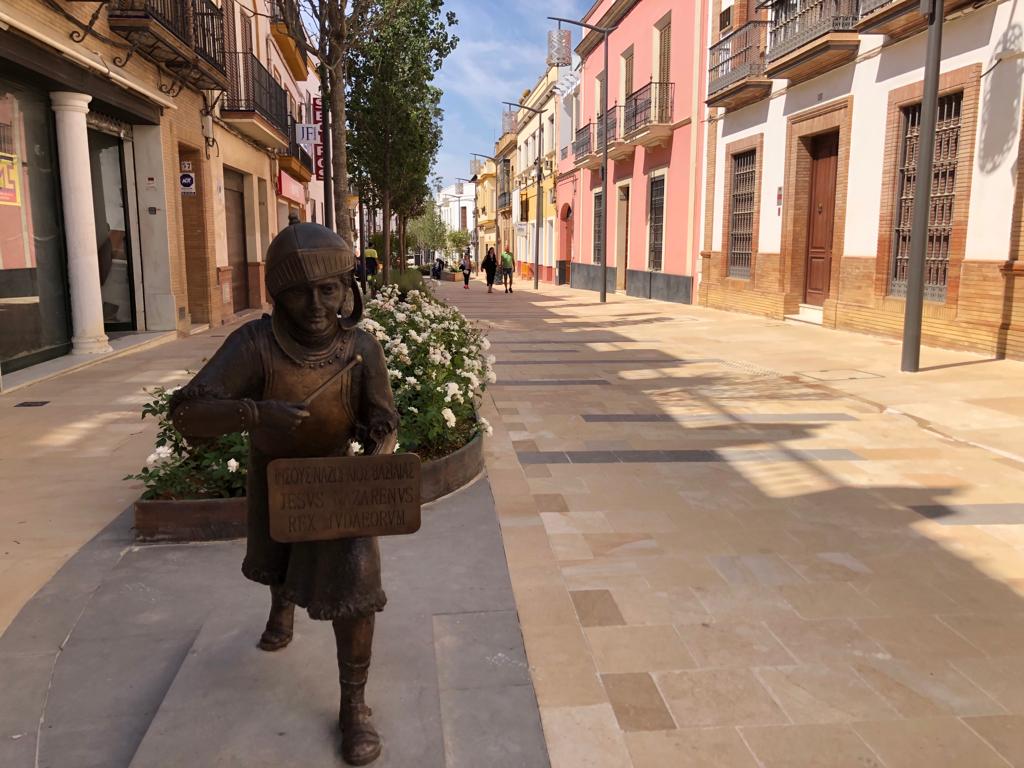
[171,314,398,620]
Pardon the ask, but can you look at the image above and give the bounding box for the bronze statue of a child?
[170,219,397,765]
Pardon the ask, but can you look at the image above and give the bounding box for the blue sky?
[433,0,591,185]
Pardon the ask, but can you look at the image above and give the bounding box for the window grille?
[889,92,961,301]
[649,176,665,271]
[593,192,604,264]
[728,149,756,278]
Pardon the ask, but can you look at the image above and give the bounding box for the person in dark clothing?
[482,247,498,293]
[460,253,472,289]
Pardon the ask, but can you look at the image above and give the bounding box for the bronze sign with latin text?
[268,454,422,543]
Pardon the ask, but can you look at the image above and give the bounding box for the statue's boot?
[334,616,382,766]
[258,585,295,651]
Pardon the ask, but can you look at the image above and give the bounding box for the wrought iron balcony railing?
[223,52,289,137]
[709,20,771,94]
[108,0,227,75]
[623,82,674,134]
[595,107,621,150]
[859,0,902,14]
[560,146,569,160]
[279,115,314,173]
[767,0,859,62]
[497,191,512,209]
[573,124,593,157]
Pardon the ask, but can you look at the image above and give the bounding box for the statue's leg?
[334,615,382,766]
[258,585,295,651]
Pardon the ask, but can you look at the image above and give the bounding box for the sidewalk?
[445,277,1024,768]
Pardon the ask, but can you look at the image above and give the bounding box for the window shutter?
[658,23,671,83]
[624,54,634,97]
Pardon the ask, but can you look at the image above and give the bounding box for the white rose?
[227,458,240,473]
[441,407,456,428]
[348,440,364,456]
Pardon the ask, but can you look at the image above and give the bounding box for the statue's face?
[276,276,347,337]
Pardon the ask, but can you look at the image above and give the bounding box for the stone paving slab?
[442,278,1024,768]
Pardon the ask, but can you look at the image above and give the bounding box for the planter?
[133,434,485,542]
[134,496,247,543]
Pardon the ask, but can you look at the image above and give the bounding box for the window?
[728,149,756,278]
[658,22,671,83]
[460,206,467,230]
[521,196,529,222]
[648,176,666,271]
[623,52,634,98]
[593,191,604,264]
[719,7,732,33]
[889,92,962,302]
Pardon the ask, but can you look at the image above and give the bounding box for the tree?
[346,0,457,282]
[447,229,471,257]
[297,0,382,241]
[407,197,447,258]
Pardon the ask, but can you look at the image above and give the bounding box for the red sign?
[277,171,305,205]
[312,97,323,125]
[314,142,324,181]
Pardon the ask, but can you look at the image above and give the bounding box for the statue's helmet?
[265,216,362,328]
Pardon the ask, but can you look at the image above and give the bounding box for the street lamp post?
[503,101,547,290]
[900,0,945,372]
[548,15,616,303]
[471,152,500,262]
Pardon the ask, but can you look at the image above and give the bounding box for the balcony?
[278,116,314,183]
[223,52,289,149]
[764,0,859,86]
[497,190,512,210]
[623,82,674,148]
[708,20,773,111]
[572,124,593,159]
[107,0,228,92]
[271,0,309,81]
[857,0,976,38]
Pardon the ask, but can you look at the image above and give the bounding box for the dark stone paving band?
[912,503,1024,525]
[582,413,858,423]
[516,448,862,464]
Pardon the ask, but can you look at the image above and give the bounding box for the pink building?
[559,0,708,302]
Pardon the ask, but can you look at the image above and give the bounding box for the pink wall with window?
[568,0,708,296]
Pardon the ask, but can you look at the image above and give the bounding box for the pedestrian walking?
[501,249,514,293]
[482,247,498,293]
[460,253,472,289]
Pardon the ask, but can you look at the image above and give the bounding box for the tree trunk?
[382,190,392,284]
[398,215,407,274]
[328,63,351,242]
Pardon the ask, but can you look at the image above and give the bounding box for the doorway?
[88,129,136,331]
[224,169,250,313]
[615,184,630,291]
[804,131,838,306]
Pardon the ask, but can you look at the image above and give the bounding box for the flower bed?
[128,285,494,536]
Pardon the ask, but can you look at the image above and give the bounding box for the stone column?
[50,92,112,355]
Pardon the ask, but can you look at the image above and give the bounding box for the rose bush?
[361,283,495,460]
[127,285,494,498]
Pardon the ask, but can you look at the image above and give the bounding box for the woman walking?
[482,247,498,293]
[460,252,472,289]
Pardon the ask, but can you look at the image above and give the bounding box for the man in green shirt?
[500,250,514,294]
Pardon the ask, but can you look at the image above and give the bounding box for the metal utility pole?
[503,101,547,290]
[901,0,945,372]
[471,152,500,260]
[549,16,616,302]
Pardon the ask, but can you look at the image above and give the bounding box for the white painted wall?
[711,2,1023,264]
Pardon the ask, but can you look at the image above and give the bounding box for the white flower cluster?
[359,283,497,452]
[146,444,174,466]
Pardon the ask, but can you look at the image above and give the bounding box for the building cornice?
[575,0,640,58]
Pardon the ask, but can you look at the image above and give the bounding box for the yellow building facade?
[474,159,497,258]
[514,68,559,283]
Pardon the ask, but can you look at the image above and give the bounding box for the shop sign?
[312,97,323,124]
[314,142,324,181]
[179,172,196,196]
[277,170,304,205]
[0,152,21,207]
[296,123,320,148]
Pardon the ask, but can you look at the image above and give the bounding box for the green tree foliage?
[447,229,471,255]
[347,0,457,282]
[407,198,448,256]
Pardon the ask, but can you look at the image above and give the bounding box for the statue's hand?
[258,401,310,432]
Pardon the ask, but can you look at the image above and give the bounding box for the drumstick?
[301,354,363,407]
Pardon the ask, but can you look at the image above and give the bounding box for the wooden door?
[224,170,249,312]
[616,185,629,291]
[804,131,839,306]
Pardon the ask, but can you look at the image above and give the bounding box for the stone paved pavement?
[0,478,548,768]
[444,277,1024,768]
